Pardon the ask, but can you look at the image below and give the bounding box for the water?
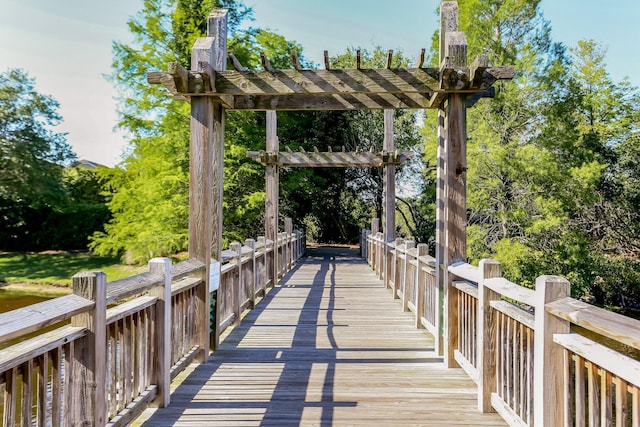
[0,290,49,313]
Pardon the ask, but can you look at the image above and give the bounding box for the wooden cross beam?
[147,61,513,111]
[246,150,414,167]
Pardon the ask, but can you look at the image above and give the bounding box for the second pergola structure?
[148,2,513,355]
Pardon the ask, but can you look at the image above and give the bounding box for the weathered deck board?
[133,246,506,426]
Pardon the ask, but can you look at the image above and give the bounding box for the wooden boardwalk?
[133,246,506,426]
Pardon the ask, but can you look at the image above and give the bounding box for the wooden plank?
[546,296,640,352]
[0,294,93,344]
[0,326,85,373]
[171,259,206,281]
[452,280,479,299]
[484,277,536,306]
[490,300,534,330]
[231,92,436,110]
[106,296,158,324]
[554,334,640,389]
[265,110,279,292]
[383,109,396,248]
[106,272,164,304]
[214,67,440,95]
[246,150,413,167]
[131,246,507,427]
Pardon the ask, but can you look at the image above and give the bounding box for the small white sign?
[209,261,221,292]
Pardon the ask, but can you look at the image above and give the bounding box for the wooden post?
[371,218,379,270]
[393,237,404,299]
[148,258,172,407]
[383,110,395,290]
[436,1,458,359]
[70,272,107,426]
[266,110,279,285]
[477,259,501,412]
[383,109,396,244]
[284,217,293,270]
[230,242,242,325]
[533,275,570,427]
[402,240,416,312]
[245,239,257,307]
[257,236,267,294]
[189,9,227,353]
[415,243,428,329]
[440,1,468,368]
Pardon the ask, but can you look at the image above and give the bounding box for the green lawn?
[0,252,145,286]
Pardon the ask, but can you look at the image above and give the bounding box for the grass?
[0,251,145,290]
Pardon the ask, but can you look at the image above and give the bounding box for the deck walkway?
[133,246,506,426]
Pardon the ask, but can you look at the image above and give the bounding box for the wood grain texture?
[533,275,570,427]
[478,260,501,412]
[214,68,440,95]
[383,109,396,247]
[132,247,507,427]
[0,294,93,344]
[546,296,640,352]
[247,150,413,167]
[71,271,107,426]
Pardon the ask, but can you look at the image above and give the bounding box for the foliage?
[0,69,108,250]
[425,1,640,307]
[0,68,74,207]
[92,0,315,261]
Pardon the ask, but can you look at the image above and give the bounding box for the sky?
[0,0,637,167]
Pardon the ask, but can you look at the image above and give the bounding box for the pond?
[0,290,49,313]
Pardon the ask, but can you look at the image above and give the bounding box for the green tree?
[0,68,74,206]
[0,68,77,249]
[91,0,312,262]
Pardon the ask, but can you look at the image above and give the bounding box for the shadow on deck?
[133,246,506,426]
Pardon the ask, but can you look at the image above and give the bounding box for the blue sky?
[0,0,637,166]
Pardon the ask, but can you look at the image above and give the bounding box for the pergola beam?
[247,150,413,167]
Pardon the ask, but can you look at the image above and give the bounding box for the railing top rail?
[484,277,536,307]
[106,271,163,305]
[448,261,481,284]
[0,294,93,344]
[547,296,640,352]
[171,258,206,280]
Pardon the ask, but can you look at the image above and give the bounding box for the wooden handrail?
[362,218,640,426]
[0,219,306,426]
[0,294,94,344]
[547,296,640,351]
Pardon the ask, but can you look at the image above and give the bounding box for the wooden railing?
[0,224,305,426]
[364,229,640,427]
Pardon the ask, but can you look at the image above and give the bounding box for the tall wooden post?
[383,109,396,290]
[189,9,227,354]
[266,110,279,285]
[438,1,469,367]
[435,1,458,359]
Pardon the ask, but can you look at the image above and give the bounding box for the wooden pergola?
[148,1,513,352]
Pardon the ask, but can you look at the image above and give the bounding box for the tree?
[0,68,74,206]
[91,0,312,262]
[0,68,78,249]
